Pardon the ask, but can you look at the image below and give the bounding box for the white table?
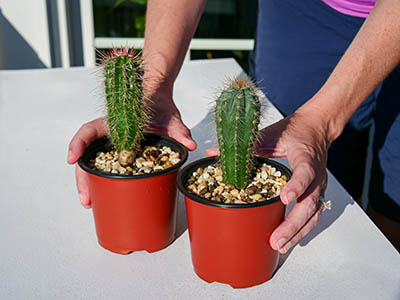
[1,59,399,300]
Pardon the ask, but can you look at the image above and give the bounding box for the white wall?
[0,0,52,69]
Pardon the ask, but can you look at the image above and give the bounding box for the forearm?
[301,0,400,142]
[143,0,206,96]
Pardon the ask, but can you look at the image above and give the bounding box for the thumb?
[174,132,197,151]
[165,124,197,151]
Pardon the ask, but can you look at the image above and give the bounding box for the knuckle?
[319,170,328,184]
[294,163,315,193]
[304,163,316,180]
[311,192,320,205]
[305,198,318,215]
[315,211,322,224]
[295,178,308,194]
[299,180,308,193]
[296,230,306,243]
[80,122,91,132]
[83,119,98,130]
[312,212,321,227]
[286,222,299,235]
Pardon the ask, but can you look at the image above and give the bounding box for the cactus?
[215,77,261,189]
[102,48,148,166]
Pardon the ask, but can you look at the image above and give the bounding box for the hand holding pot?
[67,97,196,209]
[254,106,331,254]
[206,105,331,254]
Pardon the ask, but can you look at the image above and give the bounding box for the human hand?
[67,118,107,209]
[256,107,331,254]
[67,95,196,209]
[206,106,331,254]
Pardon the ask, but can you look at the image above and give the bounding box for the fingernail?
[277,238,287,249]
[67,150,73,162]
[279,246,288,254]
[286,192,296,204]
[79,193,86,205]
[284,242,292,252]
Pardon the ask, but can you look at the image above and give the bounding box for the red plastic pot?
[78,133,188,254]
[177,156,292,288]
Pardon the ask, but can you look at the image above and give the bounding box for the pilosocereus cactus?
[102,48,148,166]
[215,78,261,189]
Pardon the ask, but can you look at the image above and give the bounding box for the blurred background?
[0,0,257,72]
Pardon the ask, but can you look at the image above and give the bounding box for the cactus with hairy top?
[215,77,261,189]
[102,48,148,166]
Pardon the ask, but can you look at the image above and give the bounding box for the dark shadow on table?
[298,174,355,246]
[275,172,355,272]
[0,9,47,69]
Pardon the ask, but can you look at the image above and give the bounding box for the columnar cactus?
[102,48,148,166]
[215,77,261,189]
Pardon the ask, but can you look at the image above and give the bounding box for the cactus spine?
[215,78,261,189]
[103,48,147,166]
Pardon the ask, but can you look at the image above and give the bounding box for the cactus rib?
[102,48,148,165]
[215,77,261,189]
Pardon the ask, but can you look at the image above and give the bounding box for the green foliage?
[103,48,147,153]
[215,78,261,189]
[113,0,147,37]
[113,0,147,7]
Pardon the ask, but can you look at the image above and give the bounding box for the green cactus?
[215,77,261,189]
[102,48,147,166]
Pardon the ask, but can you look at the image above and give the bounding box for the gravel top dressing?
[186,163,287,204]
[90,145,181,176]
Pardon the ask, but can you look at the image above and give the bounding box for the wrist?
[142,72,177,113]
[142,49,176,97]
[297,93,347,145]
[143,69,173,96]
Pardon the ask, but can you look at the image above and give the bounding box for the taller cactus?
[215,77,261,189]
[102,48,148,166]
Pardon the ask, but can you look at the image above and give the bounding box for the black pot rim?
[78,133,188,180]
[177,156,292,209]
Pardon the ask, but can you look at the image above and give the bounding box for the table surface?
[1,59,399,300]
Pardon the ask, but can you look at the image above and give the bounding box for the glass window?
[93,0,258,72]
[195,0,257,39]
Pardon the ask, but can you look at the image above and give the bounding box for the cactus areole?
[215,78,261,189]
[103,48,147,166]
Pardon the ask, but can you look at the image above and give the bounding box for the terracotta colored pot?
[177,156,292,288]
[78,133,188,254]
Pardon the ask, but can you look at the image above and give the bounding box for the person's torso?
[250,0,369,116]
[321,0,376,18]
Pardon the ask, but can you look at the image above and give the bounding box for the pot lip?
[77,132,188,180]
[177,156,292,209]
